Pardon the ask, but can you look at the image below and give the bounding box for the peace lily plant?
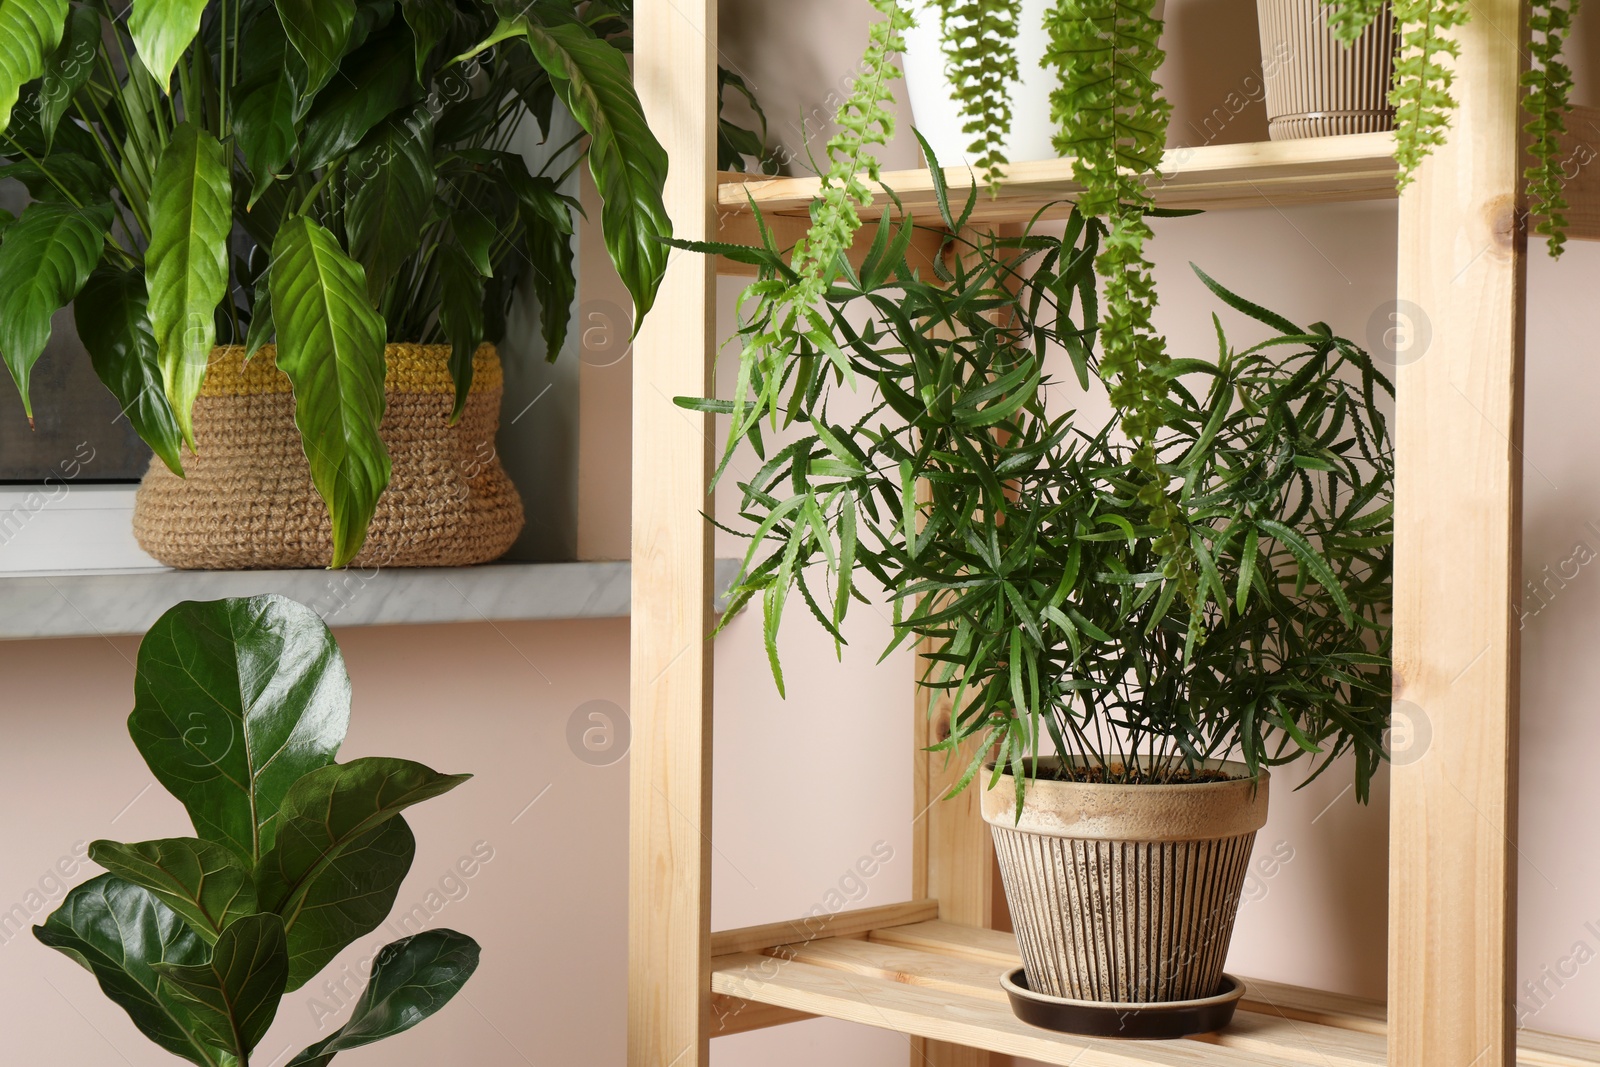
[35,595,478,1066]
[0,0,671,566]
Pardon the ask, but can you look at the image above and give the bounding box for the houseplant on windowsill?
[34,594,479,1065]
[0,0,672,569]
[676,177,1392,1032]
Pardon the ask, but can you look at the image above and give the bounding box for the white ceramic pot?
[982,756,1269,1004]
[901,0,1056,167]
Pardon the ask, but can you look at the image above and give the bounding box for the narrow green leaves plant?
[37,595,480,1067]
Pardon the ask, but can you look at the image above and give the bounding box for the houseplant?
[0,0,672,568]
[677,173,1392,1029]
[33,594,479,1064]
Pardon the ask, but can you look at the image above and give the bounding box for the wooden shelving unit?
[629,1,1600,1065]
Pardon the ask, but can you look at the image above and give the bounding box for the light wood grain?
[709,995,814,1036]
[710,899,939,956]
[717,133,1398,225]
[1390,0,1528,1063]
[713,208,947,278]
[629,1,717,1065]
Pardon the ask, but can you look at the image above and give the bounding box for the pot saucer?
[999,968,1245,1039]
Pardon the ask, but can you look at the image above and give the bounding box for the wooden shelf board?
[717,133,1399,225]
[709,917,1600,1066]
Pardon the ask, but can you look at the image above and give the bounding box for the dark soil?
[1031,762,1243,786]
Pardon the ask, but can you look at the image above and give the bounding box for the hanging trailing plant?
[929,0,1024,182]
[1523,0,1580,257]
[1043,0,1197,605]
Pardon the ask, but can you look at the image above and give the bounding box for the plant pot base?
[1000,967,1244,1039]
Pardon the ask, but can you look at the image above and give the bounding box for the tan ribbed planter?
[1257,0,1395,140]
[982,758,1268,1004]
[134,343,524,569]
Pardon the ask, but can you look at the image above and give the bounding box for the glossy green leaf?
[76,267,185,476]
[129,0,208,89]
[0,0,68,136]
[347,111,435,303]
[147,122,232,449]
[437,241,483,419]
[89,838,258,943]
[0,152,110,205]
[269,215,390,568]
[398,0,449,79]
[244,274,273,359]
[33,875,216,1066]
[494,14,671,322]
[127,595,352,863]
[286,929,481,1066]
[297,23,421,171]
[37,3,99,146]
[155,913,289,1060]
[274,0,354,96]
[234,69,299,205]
[505,162,577,358]
[0,199,110,419]
[276,815,416,989]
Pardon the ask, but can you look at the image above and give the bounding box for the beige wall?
[5,1,1600,1064]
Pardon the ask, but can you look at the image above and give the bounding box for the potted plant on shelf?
[34,594,478,1064]
[676,171,1392,1033]
[0,0,672,569]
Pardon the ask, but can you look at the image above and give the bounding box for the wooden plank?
[709,899,939,956]
[709,995,814,1037]
[628,0,716,1065]
[713,209,947,278]
[712,952,1340,1067]
[872,918,1021,967]
[1390,0,1528,1061]
[1237,976,1384,1036]
[717,132,1397,224]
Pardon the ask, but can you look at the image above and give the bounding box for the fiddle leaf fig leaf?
[0,0,68,137]
[0,199,111,421]
[269,214,390,568]
[286,929,481,1067]
[148,121,232,449]
[277,815,416,989]
[76,267,185,476]
[89,838,258,944]
[154,913,289,1060]
[489,14,671,321]
[129,0,208,90]
[273,0,354,96]
[33,875,218,1066]
[127,595,352,863]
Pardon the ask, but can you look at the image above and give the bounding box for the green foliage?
[1044,0,1195,604]
[675,183,1392,802]
[1523,0,1581,257]
[930,0,1023,182]
[718,66,774,173]
[0,0,677,563]
[37,595,479,1067]
[1387,0,1470,190]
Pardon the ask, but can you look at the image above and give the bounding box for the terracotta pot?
[1256,0,1396,140]
[982,757,1268,1004]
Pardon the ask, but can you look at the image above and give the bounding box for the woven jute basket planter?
[1257,0,1395,140]
[134,343,524,569]
[982,757,1268,1005]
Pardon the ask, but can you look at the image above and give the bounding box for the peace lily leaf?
[89,838,258,943]
[76,267,185,476]
[0,199,111,420]
[436,241,483,419]
[154,913,289,1060]
[273,0,354,96]
[33,874,216,1066]
[0,152,111,205]
[148,122,231,449]
[347,111,436,303]
[269,215,390,568]
[286,928,481,1066]
[277,814,416,989]
[244,274,273,359]
[398,0,449,79]
[129,0,208,90]
[127,595,352,863]
[234,69,300,205]
[0,0,68,137]
[496,155,577,356]
[298,23,421,171]
[492,14,671,322]
[38,3,99,146]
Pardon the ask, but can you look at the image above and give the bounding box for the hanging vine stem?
[1044,0,1198,609]
[932,0,1024,185]
[1524,0,1581,257]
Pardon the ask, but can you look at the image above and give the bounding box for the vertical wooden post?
[629,1,717,1065]
[1390,0,1528,1062]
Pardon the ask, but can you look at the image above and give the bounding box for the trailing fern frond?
[933,0,1024,184]
[1523,0,1580,257]
[1323,0,1387,42]
[1388,0,1470,189]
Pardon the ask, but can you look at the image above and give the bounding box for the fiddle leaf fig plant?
[34,595,480,1066]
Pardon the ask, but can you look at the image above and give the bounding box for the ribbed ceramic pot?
[982,757,1269,1005]
[133,343,524,569]
[1256,0,1396,139]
